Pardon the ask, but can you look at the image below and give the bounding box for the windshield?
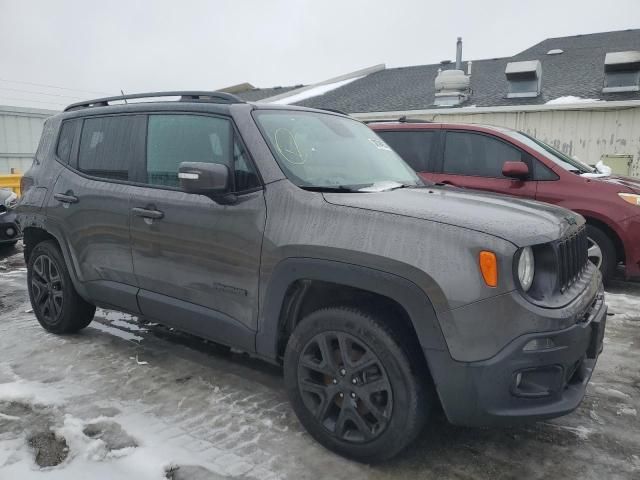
[253,110,421,190]
[508,131,594,174]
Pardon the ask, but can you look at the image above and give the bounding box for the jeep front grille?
[556,226,589,292]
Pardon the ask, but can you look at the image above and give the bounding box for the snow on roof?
[545,96,603,105]
[270,76,365,105]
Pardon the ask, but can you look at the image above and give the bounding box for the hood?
[591,175,640,193]
[323,186,583,247]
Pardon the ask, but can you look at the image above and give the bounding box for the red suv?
[372,121,640,282]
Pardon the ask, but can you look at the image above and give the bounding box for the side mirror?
[178,162,229,195]
[502,161,530,180]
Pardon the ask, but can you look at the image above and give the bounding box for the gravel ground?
[0,243,639,479]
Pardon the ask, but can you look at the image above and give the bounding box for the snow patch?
[270,76,365,105]
[89,322,143,342]
[546,96,602,105]
[617,406,637,416]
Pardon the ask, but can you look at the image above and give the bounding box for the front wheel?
[27,240,95,334]
[284,306,431,462]
[586,225,616,283]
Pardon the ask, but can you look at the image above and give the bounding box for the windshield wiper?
[299,185,362,193]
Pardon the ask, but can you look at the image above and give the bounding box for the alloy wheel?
[297,331,393,443]
[587,237,603,269]
[31,254,64,323]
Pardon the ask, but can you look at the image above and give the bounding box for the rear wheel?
[284,306,431,462]
[586,225,616,283]
[27,240,95,334]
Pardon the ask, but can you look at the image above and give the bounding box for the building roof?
[271,29,640,113]
[234,85,303,102]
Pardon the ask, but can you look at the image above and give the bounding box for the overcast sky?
[1,0,638,110]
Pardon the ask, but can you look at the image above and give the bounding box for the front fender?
[255,257,449,361]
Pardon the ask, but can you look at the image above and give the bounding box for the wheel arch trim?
[256,257,449,362]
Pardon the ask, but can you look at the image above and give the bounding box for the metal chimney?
[456,37,462,70]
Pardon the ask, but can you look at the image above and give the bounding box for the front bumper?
[620,214,640,279]
[428,286,607,427]
[0,211,21,243]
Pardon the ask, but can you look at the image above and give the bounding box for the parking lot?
[0,243,639,479]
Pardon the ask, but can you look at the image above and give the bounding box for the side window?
[146,114,259,191]
[233,140,261,191]
[532,157,559,180]
[78,116,141,181]
[376,131,437,172]
[443,131,522,178]
[56,119,80,164]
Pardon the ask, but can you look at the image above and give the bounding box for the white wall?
[0,105,58,173]
[354,101,640,175]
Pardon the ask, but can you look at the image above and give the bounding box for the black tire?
[284,306,431,462]
[586,225,616,283]
[27,240,95,334]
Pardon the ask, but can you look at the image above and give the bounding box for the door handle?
[54,193,79,204]
[439,180,457,187]
[132,207,164,220]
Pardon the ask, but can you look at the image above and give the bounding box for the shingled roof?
[234,85,303,102]
[279,29,640,113]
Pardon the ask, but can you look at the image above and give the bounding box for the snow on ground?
[1,244,640,479]
[269,76,364,105]
[546,96,603,105]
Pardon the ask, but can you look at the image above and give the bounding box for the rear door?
[48,114,145,312]
[128,113,265,350]
[376,129,442,182]
[434,130,537,199]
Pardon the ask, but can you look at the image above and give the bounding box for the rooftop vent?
[434,37,470,106]
[603,51,640,93]
[505,60,542,98]
[434,69,470,106]
[547,49,564,55]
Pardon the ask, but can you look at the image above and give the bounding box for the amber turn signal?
[479,251,498,287]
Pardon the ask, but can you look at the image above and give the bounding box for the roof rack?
[363,115,432,124]
[64,91,245,112]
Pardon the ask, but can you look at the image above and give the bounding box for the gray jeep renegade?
[17,91,607,462]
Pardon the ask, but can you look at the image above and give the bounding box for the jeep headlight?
[619,193,640,206]
[3,192,17,209]
[517,247,535,292]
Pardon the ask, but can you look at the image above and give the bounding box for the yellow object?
[0,173,22,196]
[479,251,498,287]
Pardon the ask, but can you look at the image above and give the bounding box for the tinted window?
[146,114,259,191]
[443,131,522,177]
[78,116,141,180]
[56,119,79,164]
[376,131,437,172]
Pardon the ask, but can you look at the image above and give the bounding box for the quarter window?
[78,116,142,181]
[443,131,523,178]
[146,114,259,191]
[56,119,79,164]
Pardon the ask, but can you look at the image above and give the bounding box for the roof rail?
[64,91,245,112]
[363,116,432,124]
